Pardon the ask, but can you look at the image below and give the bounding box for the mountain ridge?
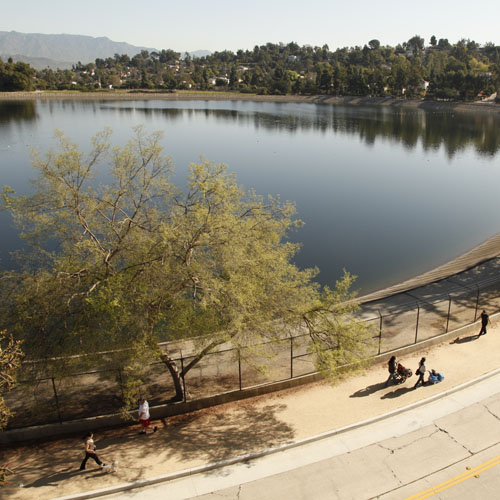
[0,31,212,69]
[0,31,157,68]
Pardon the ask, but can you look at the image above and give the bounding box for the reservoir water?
[1,98,500,294]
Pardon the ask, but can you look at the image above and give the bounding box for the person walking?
[79,432,105,470]
[138,398,158,434]
[385,355,398,387]
[478,310,490,337]
[414,357,426,389]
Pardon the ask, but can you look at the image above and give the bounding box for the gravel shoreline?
[1,91,499,113]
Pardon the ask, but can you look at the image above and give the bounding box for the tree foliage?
[0,59,34,91]
[1,129,373,405]
[0,330,23,430]
[0,329,22,483]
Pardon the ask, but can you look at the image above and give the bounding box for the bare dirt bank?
[1,91,499,113]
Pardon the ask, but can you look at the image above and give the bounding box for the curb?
[51,366,500,500]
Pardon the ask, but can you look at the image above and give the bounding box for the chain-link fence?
[5,275,500,430]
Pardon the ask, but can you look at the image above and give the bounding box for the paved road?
[380,443,500,499]
[103,371,500,500]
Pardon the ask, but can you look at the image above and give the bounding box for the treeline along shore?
[1,37,499,102]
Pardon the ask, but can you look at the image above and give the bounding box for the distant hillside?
[1,53,74,70]
[0,31,157,68]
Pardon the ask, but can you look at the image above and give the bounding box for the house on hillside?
[209,76,230,86]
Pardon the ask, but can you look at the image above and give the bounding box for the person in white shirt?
[79,432,105,470]
[138,398,158,434]
[413,357,427,389]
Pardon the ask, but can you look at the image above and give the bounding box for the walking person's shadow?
[350,382,387,398]
[380,386,415,399]
[450,334,477,344]
[24,467,105,488]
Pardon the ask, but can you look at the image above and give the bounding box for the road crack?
[434,423,473,455]
[378,427,440,453]
[482,402,500,422]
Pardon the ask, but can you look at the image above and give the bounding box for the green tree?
[333,63,348,95]
[390,56,411,95]
[271,66,292,93]
[437,38,451,51]
[451,39,469,64]
[1,129,372,405]
[229,66,238,88]
[0,59,35,91]
[0,330,22,430]
[347,66,369,95]
[316,62,333,92]
[407,35,425,57]
[140,69,154,89]
[406,60,425,97]
[158,49,180,64]
[0,330,22,482]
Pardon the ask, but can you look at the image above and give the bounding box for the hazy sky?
[2,0,499,53]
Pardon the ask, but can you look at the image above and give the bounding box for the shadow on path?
[1,402,295,490]
[350,382,387,398]
[23,467,106,488]
[450,334,478,344]
[380,386,415,399]
[165,403,295,465]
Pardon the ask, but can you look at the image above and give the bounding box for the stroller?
[394,363,413,383]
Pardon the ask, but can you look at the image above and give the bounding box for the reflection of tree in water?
[117,105,500,158]
[0,100,37,124]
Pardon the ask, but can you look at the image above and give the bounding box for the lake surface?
[1,99,500,295]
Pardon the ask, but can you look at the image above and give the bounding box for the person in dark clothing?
[414,357,426,389]
[80,432,105,470]
[478,310,490,337]
[385,355,398,387]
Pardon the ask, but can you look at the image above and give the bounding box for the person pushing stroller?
[385,356,413,386]
[385,356,398,387]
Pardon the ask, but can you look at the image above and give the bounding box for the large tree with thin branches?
[1,128,372,405]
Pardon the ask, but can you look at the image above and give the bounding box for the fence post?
[180,354,187,402]
[378,310,383,355]
[414,303,420,344]
[51,377,63,424]
[474,284,480,322]
[238,349,242,391]
[290,337,294,379]
[445,295,452,333]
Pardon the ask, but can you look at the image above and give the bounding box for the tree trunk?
[159,353,184,402]
[159,336,231,403]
